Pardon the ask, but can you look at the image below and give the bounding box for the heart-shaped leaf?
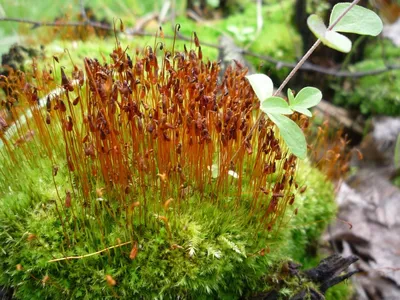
[246,74,273,102]
[261,97,293,115]
[291,87,322,107]
[307,14,352,53]
[329,3,383,36]
[267,113,307,159]
[289,87,322,117]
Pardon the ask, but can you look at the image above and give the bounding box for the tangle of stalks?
[0,31,308,247]
[309,120,358,181]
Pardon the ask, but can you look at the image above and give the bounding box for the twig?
[241,50,400,77]
[1,16,398,78]
[79,0,88,23]
[48,241,131,262]
[275,0,361,95]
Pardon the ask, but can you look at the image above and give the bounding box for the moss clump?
[0,151,336,299]
[1,35,338,298]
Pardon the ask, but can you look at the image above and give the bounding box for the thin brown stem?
[275,0,361,94]
[232,0,362,162]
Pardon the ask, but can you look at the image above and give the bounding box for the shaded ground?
[326,117,400,299]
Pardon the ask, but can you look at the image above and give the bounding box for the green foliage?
[325,281,353,300]
[393,176,400,188]
[286,161,337,262]
[267,113,307,159]
[329,3,383,36]
[246,1,385,158]
[307,3,383,53]
[0,1,376,298]
[262,97,293,114]
[246,74,274,103]
[333,40,400,116]
[246,74,322,159]
[307,14,351,53]
[288,87,322,117]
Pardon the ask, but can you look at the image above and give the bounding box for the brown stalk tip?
[129,242,138,260]
[105,275,116,286]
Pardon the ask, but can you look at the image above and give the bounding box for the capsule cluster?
[1,36,307,233]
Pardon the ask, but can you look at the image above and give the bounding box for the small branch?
[300,62,400,77]
[48,241,131,262]
[243,50,400,77]
[79,0,88,23]
[275,0,361,95]
[0,17,107,30]
[274,39,321,95]
[1,16,397,79]
[248,254,359,299]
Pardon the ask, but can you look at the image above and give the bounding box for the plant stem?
[274,39,321,95]
[48,241,132,262]
[231,0,361,162]
[275,0,361,95]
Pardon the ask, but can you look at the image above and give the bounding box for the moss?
[0,141,337,299]
[0,9,339,296]
[333,39,400,116]
[325,281,353,300]
[393,176,400,188]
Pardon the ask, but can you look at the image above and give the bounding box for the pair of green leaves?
[246,74,322,160]
[307,3,383,53]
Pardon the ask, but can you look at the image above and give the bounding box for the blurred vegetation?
[2,0,400,120]
[333,39,400,116]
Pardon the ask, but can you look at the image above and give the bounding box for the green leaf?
[261,97,293,115]
[267,113,307,159]
[292,87,322,107]
[324,30,352,53]
[307,14,326,40]
[292,107,312,117]
[289,87,322,117]
[246,74,273,102]
[287,89,295,106]
[307,14,352,53]
[329,3,383,36]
